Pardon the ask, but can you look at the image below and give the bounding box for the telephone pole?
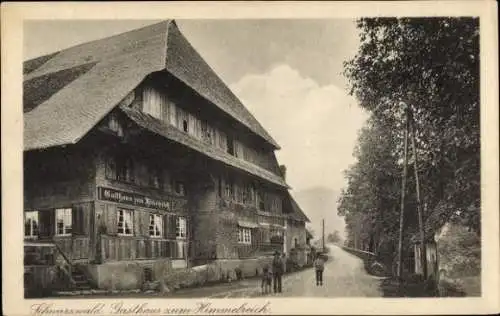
[397,105,410,280]
[322,219,325,252]
[410,110,427,279]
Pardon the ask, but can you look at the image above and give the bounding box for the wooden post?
[322,219,325,252]
[397,106,410,280]
[410,112,427,279]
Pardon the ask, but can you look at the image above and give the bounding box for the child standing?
[261,265,272,294]
[314,254,325,286]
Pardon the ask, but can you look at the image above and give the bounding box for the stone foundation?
[86,259,183,290]
[84,256,273,291]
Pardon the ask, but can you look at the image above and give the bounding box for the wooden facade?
[24,77,294,268]
[23,22,310,295]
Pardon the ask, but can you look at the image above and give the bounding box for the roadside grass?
[380,275,440,297]
[340,246,441,297]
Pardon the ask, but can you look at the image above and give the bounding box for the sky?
[24,19,368,210]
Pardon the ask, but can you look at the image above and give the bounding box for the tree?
[338,117,405,256]
[340,17,480,267]
[327,230,341,244]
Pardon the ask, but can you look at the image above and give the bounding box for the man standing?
[272,251,284,293]
[314,253,325,286]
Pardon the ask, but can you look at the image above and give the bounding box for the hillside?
[292,186,346,242]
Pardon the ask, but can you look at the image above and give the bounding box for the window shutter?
[134,210,141,236]
[72,206,83,235]
[164,214,170,239]
[186,217,191,258]
[186,216,191,240]
[141,211,150,237]
[171,215,179,239]
[166,214,177,239]
[39,210,54,239]
[106,204,117,235]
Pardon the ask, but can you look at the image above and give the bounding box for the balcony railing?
[99,234,188,262]
[24,236,90,264]
[237,242,283,258]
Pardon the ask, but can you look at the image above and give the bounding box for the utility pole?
[410,111,427,279]
[322,219,325,252]
[397,105,410,280]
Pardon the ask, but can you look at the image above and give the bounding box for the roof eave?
[24,138,78,152]
[120,106,289,189]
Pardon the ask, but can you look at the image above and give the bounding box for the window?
[294,238,298,248]
[149,214,163,237]
[55,208,72,236]
[117,157,134,183]
[149,166,161,189]
[169,101,177,126]
[201,121,215,145]
[243,183,254,205]
[257,190,265,211]
[161,170,171,192]
[218,130,227,151]
[206,126,214,145]
[176,216,187,239]
[24,211,39,238]
[226,135,234,155]
[271,229,283,238]
[117,209,134,235]
[235,183,243,204]
[224,177,234,200]
[238,227,252,245]
[174,181,185,196]
[270,229,283,244]
[108,115,123,136]
[188,114,198,137]
[176,108,189,133]
[191,116,201,139]
[233,140,240,158]
[105,156,117,180]
[107,154,134,183]
[270,196,280,213]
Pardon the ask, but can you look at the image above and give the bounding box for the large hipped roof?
[23,20,280,151]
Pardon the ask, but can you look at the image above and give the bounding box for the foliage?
[339,17,480,263]
[437,223,480,278]
[326,230,342,243]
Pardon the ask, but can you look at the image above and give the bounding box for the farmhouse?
[23,20,309,292]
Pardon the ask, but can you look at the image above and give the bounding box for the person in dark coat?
[272,251,284,293]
